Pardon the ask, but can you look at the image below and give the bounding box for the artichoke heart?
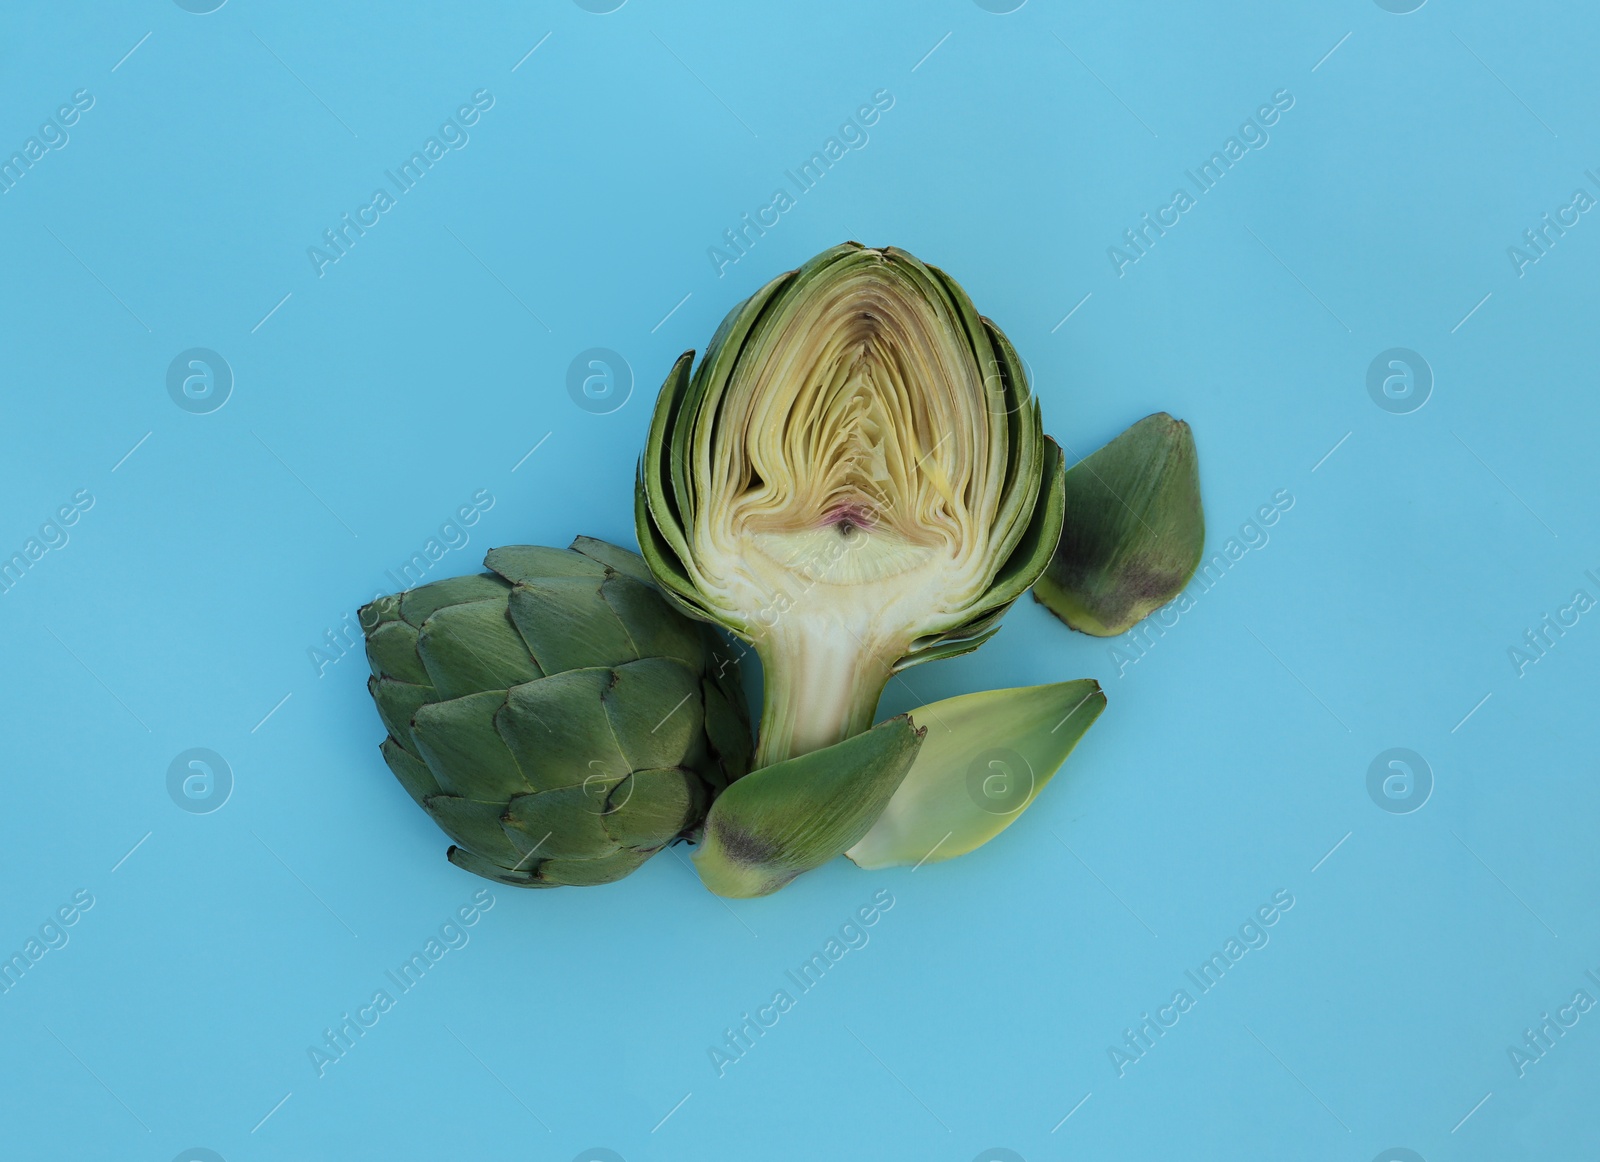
[639,243,1065,767]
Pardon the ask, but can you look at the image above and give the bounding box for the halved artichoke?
[637,243,1065,769]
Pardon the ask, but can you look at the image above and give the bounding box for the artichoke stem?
[753,628,895,769]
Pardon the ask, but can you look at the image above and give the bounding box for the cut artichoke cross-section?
[638,243,1064,768]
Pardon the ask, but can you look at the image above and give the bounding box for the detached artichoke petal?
[694,715,924,898]
[1035,413,1204,637]
[846,680,1105,870]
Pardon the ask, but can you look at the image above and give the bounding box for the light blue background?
[2,2,1597,1159]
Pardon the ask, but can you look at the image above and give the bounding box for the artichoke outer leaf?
[398,573,511,627]
[359,592,403,631]
[484,545,606,586]
[693,715,925,899]
[598,573,708,673]
[424,794,526,866]
[601,767,700,849]
[364,619,428,685]
[636,354,704,599]
[1035,413,1204,637]
[538,849,653,887]
[980,436,1068,611]
[369,675,435,760]
[416,599,543,700]
[569,535,656,585]
[700,672,754,789]
[502,783,624,860]
[846,680,1105,870]
[380,736,442,806]
[410,689,535,800]
[495,667,632,792]
[507,577,638,674]
[633,482,725,631]
[446,844,548,888]
[602,657,705,773]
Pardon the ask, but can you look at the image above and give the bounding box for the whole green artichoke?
[360,536,753,888]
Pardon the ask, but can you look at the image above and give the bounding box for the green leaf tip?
[1035,413,1204,637]
[847,679,1105,870]
[693,715,924,898]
